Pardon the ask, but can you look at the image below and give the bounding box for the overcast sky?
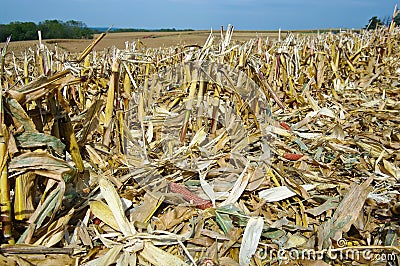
[0,0,398,30]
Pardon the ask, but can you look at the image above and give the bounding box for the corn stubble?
[0,25,399,265]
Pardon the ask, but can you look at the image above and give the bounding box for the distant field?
[1,30,310,54]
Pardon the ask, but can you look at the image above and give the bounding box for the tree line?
[1,15,400,42]
[365,13,400,30]
[0,20,95,42]
[109,28,194,33]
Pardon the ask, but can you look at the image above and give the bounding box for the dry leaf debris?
[0,27,399,265]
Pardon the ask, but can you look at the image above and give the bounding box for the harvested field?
[1,30,300,54]
[0,25,399,266]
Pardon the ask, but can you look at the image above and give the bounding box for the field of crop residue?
[1,30,304,53]
[0,26,399,265]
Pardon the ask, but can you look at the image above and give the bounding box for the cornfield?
[0,25,399,265]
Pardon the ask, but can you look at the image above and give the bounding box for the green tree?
[0,22,38,41]
[0,20,94,41]
[365,16,383,30]
[393,13,400,26]
[65,20,94,38]
[38,20,65,39]
[0,25,11,42]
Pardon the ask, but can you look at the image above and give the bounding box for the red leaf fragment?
[283,153,304,161]
[168,182,213,210]
[280,121,291,131]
